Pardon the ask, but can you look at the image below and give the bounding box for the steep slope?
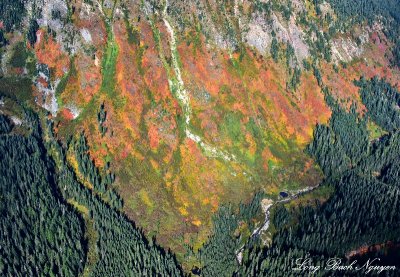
[1,0,400,270]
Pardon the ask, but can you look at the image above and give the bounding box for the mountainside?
[1,0,400,275]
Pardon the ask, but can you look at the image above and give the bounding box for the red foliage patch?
[35,30,69,79]
[61,108,75,120]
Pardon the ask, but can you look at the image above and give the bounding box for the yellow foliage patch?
[192,220,202,227]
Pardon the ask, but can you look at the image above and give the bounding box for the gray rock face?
[29,0,81,54]
[36,0,68,32]
[245,17,272,55]
[80,28,93,44]
[271,13,309,62]
[331,28,369,63]
[65,103,81,119]
[244,10,309,63]
[35,63,59,116]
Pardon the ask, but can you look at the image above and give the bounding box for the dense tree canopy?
[0,112,183,276]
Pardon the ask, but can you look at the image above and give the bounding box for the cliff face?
[1,0,399,258]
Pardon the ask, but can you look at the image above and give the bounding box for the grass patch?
[75,25,120,124]
[185,20,203,55]
[0,77,33,103]
[122,8,140,46]
[10,42,28,68]
[68,199,98,277]
[68,199,89,215]
[227,50,258,79]
[55,57,76,107]
[138,188,155,214]
[284,184,334,210]
[25,52,37,77]
[101,30,119,98]
[221,111,244,143]
[367,120,387,141]
[99,27,128,110]
[136,45,146,76]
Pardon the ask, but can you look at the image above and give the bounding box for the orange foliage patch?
[148,124,160,150]
[112,19,180,157]
[35,30,69,79]
[61,108,75,120]
[179,42,330,150]
[37,76,48,88]
[322,30,400,111]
